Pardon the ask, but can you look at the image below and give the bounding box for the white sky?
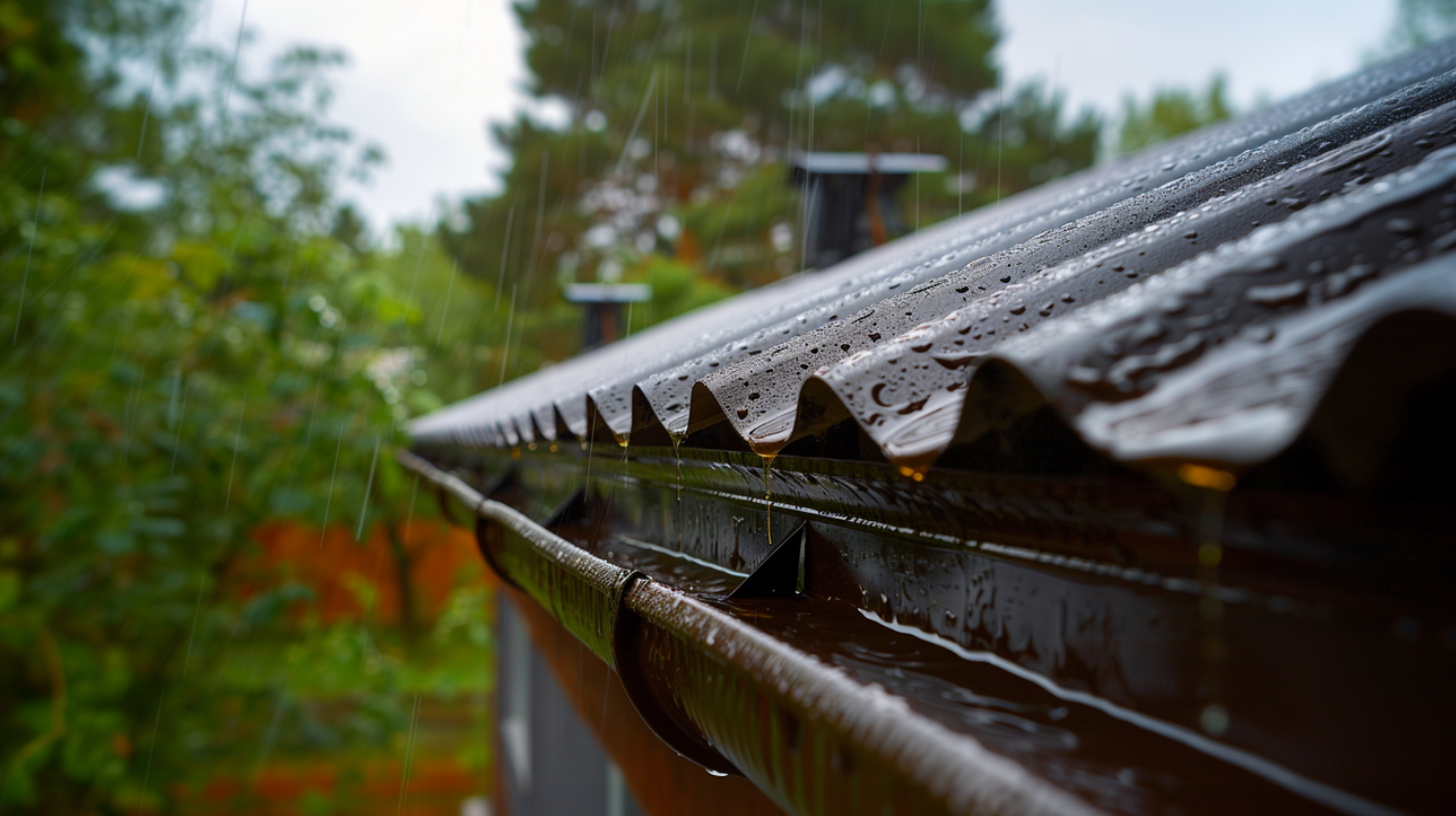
[194,0,1400,237]
[196,0,526,238]
[994,0,1396,116]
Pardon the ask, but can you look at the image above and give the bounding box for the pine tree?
[442,0,1100,301]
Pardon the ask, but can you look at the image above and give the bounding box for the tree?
[1,2,481,811]
[441,0,1100,316]
[1381,0,1456,54]
[1116,75,1233,157]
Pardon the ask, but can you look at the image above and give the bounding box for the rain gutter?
[395,449,1100,816]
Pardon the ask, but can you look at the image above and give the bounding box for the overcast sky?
[195,0,1399,237]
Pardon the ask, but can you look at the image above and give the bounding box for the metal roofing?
[413,40,1456,480]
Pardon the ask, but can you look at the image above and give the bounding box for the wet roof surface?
[413,39,1456,480]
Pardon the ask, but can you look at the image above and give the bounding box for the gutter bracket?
[729,522,808,599]
[610,575,746,777]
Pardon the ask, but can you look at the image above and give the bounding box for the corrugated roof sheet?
[413,41,1456,479]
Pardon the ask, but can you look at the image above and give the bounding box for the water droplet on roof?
[1245,280,1309,307]
[1386,217,1419,236]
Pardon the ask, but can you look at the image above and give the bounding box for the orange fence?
[246,518,489,623]
[191,753,488,816]
[186,519,496,815]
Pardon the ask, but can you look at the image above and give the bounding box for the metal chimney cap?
[564,282,653,303]
[790,151,949,175]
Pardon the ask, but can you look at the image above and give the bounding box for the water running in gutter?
[1179,464,1237,738]
[760,453,776,545]
[854,607,1395,816]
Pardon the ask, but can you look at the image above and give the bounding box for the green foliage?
[1380,0,1456,55]
[675,160,803,285]
[625,253,734,336]
[1116,75,1233,157]
[374,225,556,404]
[0,2,488,812]
[0,0,190,131]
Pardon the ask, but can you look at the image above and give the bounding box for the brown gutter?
[396,449,1100,816]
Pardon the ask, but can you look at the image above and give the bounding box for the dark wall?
[497,598,647,816]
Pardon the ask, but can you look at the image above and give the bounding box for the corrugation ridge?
[529,404,557,443]
[998,254,1456,467]
[517,413,539,446]
[583,393,626,446]
[627,384,676,447]
[516,415,536,446]
[685,381,732,440]
[526,413,548,446]
[558,393,590,440]
[498,417,521,448]
[550,404,577,442]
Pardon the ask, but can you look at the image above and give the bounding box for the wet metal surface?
[503,584,786,816]
[715,596,1357,816]
[619,577,1102,816]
